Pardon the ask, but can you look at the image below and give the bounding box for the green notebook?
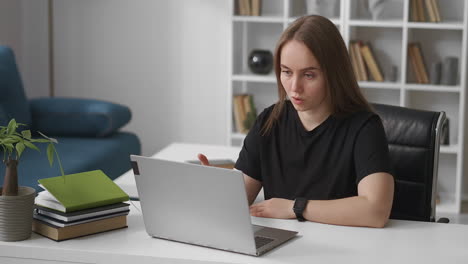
[36,170,129,213]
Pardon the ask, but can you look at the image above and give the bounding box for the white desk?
[1,143,468,264]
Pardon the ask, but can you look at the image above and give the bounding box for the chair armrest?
[30,98,132,137]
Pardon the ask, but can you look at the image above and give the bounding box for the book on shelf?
[36,170,129,213]
[408,43,429,84]
[32,215,128,241]
[349,41,368,82]
[34,202,130,222]
[411,0,419,21]
[359,42,384,82]
[238,0,251,16]
[416,0,426,22]
[431,0,441,22]
[349,42,361,81]
[251,0,261,16]
[354,42,368,81]
[233,94,257,134]
[425,0,437,22]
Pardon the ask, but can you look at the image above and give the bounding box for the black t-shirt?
[235,101,391,200]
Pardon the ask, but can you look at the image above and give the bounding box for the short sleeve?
[354,115,391,184]
[234,109,268,182]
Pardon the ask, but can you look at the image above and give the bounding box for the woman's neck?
[297,104,332,131]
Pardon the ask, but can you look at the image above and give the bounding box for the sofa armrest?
[30,98,132,137]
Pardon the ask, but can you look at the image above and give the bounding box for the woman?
[199,15,394,228]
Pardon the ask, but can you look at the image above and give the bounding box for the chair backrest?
[0,45,31,126]
[372,103,445,222]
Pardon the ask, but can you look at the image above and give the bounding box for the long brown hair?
[261,15,372,135]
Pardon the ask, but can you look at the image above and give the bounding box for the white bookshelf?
[228,0,468,214]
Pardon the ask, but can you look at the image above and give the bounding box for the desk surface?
[1,143,468,264]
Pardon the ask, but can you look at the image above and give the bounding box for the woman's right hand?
[197,153,211,166]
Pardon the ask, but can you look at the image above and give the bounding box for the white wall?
[22,0,231,155]
[0,0,22,77]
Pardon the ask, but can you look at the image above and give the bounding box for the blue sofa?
[0,46,141,192]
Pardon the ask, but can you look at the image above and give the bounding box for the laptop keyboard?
[255,236,274,249]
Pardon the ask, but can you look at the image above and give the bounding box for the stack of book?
[237,0,262,16]
[411,0,441,22]
[408,42,429,84]
[349,41,384,82]
[33,170,130,241]
[233,94,257,134]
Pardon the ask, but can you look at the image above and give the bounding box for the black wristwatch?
[293,197,308,222]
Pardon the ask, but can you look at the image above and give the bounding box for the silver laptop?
[130,155,298,256]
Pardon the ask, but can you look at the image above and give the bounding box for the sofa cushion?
[0,132,141,192]
[30,98,132,137]
[0,46,32,127]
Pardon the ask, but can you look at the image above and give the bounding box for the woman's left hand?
[249,198,296,219]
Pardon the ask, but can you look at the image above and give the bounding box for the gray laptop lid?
[131,155,258,255]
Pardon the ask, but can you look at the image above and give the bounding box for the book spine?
[360,43,384,82]
[431,0,441,22]
[425,0,436,23]
[349,41,361,81]
[412,43,429,83]
[354,42,368,81]
[408,44,423,83]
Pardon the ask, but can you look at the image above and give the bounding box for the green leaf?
[21,130,32,139]
[6,119,17,135]
[5,143,14,153]
[38,131,58,144]
[23,140,40,152]
[47,143,54,166]
[16,142,25,158]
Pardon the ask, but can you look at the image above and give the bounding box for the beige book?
[410,0,418,21]
[353,42,368,81]
[412,43,429,83]
[425,0,437,22]
[32,215,127,241]
[408,44,423,83]
[349,42,361,81]
[360,43,384,82]
[251,0,261,16]
[416,0,426,22]
[431,0,441,22]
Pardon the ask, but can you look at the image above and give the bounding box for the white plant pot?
[0,186,36,241]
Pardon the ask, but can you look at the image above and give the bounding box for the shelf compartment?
[291,0,341,19]
[232,22,283,76]
[362,87,400,106]
[406,28,463,86]
[234,0,284,17]
[349,27,403,83]
[350,0,404,21]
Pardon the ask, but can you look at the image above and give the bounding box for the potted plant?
[0,119,64,241]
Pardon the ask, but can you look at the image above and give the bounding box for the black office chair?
[372,103,449,223]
